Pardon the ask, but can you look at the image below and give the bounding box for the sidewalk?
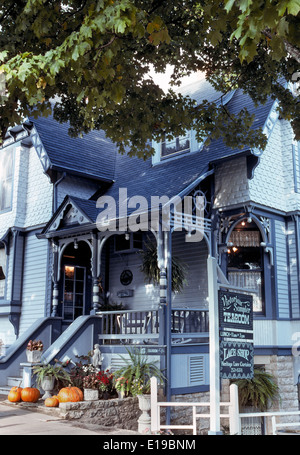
[0,400,139,435]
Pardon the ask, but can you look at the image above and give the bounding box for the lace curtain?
[228,270,262,312]
[230,230,261,247]
[228,229,263,312]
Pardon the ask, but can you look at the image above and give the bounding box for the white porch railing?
[150,377,240,435]
[150,377,300,435]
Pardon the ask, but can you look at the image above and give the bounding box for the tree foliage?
[0,0,299,158]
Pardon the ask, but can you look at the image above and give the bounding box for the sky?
[149,65,204,93]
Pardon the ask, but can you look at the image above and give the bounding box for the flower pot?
[138,394,151,434]
[26,350,43,363]
[84,388,99,401]
[41,376,55,400]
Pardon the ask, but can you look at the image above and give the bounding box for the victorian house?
[0,77,299,425]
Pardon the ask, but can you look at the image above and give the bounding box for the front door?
[62,265,86,325]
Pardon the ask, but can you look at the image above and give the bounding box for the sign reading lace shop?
[219,290,254,380]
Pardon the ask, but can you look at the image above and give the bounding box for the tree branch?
[262,29,300,63]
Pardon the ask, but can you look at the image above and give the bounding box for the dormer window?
[0,146,14,212]
[161,132,190,159]
[152,129,203,165]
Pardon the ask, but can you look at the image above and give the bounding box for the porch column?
[157,226,166,347]
[165,230,173,426]
[207,255,222,435]
[51,240,59,317]
[91,232,100,314]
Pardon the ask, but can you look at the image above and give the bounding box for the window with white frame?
[161,132,190,159]
[0,146,14,212]
[227,220,264,313]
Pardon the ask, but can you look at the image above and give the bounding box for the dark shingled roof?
[39,78,276,228]
[31,114,116,182]
[99,87,275,213]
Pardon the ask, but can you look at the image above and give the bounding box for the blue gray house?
[0,77,299,421]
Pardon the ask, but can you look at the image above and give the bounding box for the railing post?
[229,383,241,435]
[151,376,159,433]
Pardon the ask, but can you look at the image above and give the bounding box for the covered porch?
[38,177,214,393]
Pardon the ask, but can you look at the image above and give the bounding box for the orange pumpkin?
[21,387,40,402]
[8,386,22,402]
[72,386,83,401]
[57,386,83,403]
[45,396,59,407]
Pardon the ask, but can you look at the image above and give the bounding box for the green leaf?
[287,0,300,15]
[224,0,236,12]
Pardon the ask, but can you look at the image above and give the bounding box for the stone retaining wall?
[59,397,140,431]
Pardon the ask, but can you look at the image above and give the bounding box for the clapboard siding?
[172,231,208,308]
[287,219,299,318]
[275,220,290,318]
[18,231,50,335]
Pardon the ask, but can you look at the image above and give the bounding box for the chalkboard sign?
[219,290,254,380]
[220,341,254,379]
[219,290,253,331]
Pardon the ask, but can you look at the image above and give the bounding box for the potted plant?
[114,376,128,399]
[97,370,114,399]
[33,363,70,399]
[232,368,280,411]
[114,348,165,433]
[26,339,43,363]
[231,368,280,435]
[139,238,187,292]
[82,373,100,401]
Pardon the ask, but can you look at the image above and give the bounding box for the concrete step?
[7,377,22,388]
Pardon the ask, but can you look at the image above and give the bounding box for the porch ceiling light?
[74,239,78,250]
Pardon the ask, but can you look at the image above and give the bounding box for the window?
[227,221,264,312]
[115,232,143,253]
[161,132,190,159]
[0,246,6,298]
[0,146,14,212]
[63,265,86,321]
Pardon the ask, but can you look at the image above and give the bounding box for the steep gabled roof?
[40,195,96,237]
[30,113,117,182]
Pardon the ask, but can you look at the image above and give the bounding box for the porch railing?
[97,308,209,345]
[171,308,209,344]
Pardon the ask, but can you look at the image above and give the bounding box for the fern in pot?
[232,368,280,411]
[33,363,70,399]
[114,348,165,433]
[139,238,187,293]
